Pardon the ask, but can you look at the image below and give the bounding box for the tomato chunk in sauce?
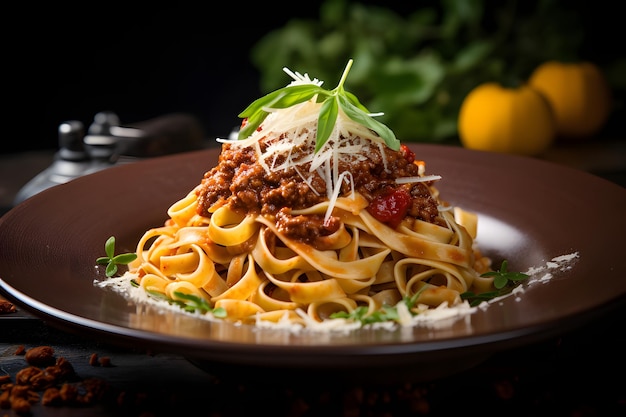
[367,188,411,228]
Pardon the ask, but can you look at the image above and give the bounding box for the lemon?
[458,82,556,156]
[528,61,612,140]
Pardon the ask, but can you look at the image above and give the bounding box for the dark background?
[5,0,624,155]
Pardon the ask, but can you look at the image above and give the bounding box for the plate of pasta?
[1,141,625,380]
[1,62,626,381]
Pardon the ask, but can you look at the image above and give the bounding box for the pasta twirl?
[111,61,498,329]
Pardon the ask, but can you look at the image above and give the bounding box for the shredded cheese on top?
[217,68,441,225]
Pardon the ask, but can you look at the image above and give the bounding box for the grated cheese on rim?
[95,251,580,334]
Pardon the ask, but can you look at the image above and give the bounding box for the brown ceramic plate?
[1,144,625,382]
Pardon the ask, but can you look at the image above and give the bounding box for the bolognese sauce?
[196,134,443,245]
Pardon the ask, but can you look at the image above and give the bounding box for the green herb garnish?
[330,283,427,325]
[333,260,530,324]
[237,59,400,153]
[331,305,400,325]
[96,236,137,277]
[461,260,530,306]
[170,291,227,317]
[482,260,530,289]
[459,290,501,307]
[129,280,227,318]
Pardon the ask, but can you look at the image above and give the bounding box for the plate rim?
[1,144,625,376]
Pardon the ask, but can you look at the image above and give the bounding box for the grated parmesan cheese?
[217,68,400,224]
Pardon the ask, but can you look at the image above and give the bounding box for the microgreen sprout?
[333,261,530,324]
[237,59,400,153]
[461,260,530,306]
[96,236,137,277]
[170,291,227,317]
[130,279,226,317]
[330,283,427,325]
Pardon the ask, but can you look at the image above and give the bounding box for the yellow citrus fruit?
[528,61,612,139]
[458,82,556,156]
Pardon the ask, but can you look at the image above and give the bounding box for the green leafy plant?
[250,0,590,144]
[238,59,399,153]
[461,260,529,306]
[96,236,137,277]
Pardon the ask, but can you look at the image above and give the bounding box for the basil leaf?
[271,85,326,109]
[238,85,326,140]
[338,95,399,150]
[238,87,289,118]
[316,96,339,153]
[343,90,370,112]
[237,59,399,153]
[238,85,323,118]
[238,109,269,140]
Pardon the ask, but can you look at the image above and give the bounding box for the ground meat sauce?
[196,136,444,244]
